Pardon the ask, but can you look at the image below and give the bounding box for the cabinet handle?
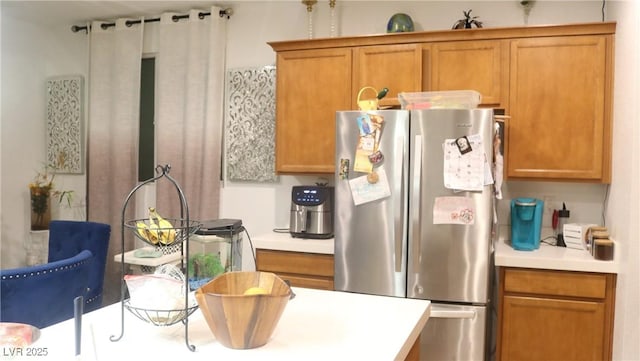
[430,307,476,320]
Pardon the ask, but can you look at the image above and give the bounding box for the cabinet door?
[430,40,507,107]
[255,249,334,290]
[501,295,606,361]
[275,48,352,173]
[507,35,612,181]
[353,44,422,108]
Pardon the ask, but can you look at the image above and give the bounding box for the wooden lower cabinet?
[497,267,616,361]
[255,249,334,290]
[404,336,420,361]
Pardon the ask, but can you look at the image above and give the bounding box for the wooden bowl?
[195,271,291,349]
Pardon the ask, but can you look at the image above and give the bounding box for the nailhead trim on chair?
[1,259,92,280]
[85,294,100,304]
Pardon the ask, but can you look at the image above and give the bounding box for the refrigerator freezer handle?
[430,308,477,320]
[394,136,405,272]
[410,135,423,273]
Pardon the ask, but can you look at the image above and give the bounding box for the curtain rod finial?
[220,8,233,18]
[71,25,88,33]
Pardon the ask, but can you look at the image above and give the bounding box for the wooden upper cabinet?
[353,44,422,108]
[274,48,352,173]
[507,35,613,182]
[430,40,507,107]
[269,22,615,179]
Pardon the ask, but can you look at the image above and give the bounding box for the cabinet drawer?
[276,274,334,291]
[256,249,334,277]
[503,268,607,299]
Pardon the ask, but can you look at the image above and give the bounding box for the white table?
[26,288,430,361]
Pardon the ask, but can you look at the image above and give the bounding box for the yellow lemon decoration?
[243,287,269,296]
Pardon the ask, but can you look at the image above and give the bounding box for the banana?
[149,207,176,245]
[136,219,160,245]
[147,222,161,245]
[135,221,152,243]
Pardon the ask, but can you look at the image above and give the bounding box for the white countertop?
[252,232,334,254]
[252,232,620,274]
[29,288,429,361]
[494,239,619,274]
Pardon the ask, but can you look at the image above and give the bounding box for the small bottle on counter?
[556,203,570,247]
[587,226,608,254]
[593,239,614,261]
[590,230,609,256]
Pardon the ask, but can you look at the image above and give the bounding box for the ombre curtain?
[87,19,143,306]
[155,7,227,222]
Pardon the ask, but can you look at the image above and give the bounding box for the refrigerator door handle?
[394,136,405,272]
[430,307,477,320]
[411,135,423,273]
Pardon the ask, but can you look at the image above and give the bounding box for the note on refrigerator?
[433,196,476,225]
[349,168,391,206]
[443,134,487,191]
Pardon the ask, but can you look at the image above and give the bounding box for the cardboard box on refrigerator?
[563,223,596,250]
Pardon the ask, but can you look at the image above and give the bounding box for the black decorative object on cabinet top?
[452,9,483,29]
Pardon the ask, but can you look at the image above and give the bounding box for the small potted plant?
[28,155,73,230]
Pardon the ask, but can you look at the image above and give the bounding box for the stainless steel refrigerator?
[335,108,495,361]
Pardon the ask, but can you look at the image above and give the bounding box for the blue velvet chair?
[47,220,111,313]
[0,250,93,328]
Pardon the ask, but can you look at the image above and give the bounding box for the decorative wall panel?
[225,66,277,182]
[46,75,83,173]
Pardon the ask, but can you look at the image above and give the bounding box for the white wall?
[1,1,638,359]
[0,13,88,269]
[607,1,640,360]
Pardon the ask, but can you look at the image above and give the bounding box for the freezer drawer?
[420,303,488,361]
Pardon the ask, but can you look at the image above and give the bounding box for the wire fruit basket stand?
[110,164,201,351]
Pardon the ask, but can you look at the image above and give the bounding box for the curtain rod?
[71,8,233,33]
